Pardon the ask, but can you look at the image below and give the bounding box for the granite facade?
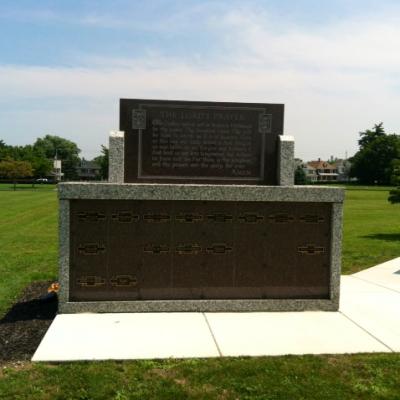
[108,131,124,183]
[58,183,344,312]
[278,135,295,186]
[58,182,344,203]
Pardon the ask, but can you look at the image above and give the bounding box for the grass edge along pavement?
[1,355,400,399]
[0,182,57,191]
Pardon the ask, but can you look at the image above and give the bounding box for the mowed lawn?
[1,355,400,400]
[0,185,399,399]
[0,189,58,315]
[342,186,400,274]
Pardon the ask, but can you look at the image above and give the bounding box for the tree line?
[293,122,400,203]
[349,123,400,203]
[0,135,81,181]
[350,123,400,186]
[0,135,109,184]
[1,125,400,202]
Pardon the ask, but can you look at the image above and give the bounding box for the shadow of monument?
[0,294,57,324]
[361,233,400,242]
[0,293,57,361]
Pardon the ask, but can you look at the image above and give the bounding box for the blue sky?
[1,0,400,160]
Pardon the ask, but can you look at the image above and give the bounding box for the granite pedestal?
[58,183,343,313]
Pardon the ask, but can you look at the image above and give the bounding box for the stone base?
[59,298,339,313]
[58,183,344,313]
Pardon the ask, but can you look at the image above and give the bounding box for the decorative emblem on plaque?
[78,243,106,255]
[110,275,138,287]
[143,244,170,254]
[207,213,233,223]
[77,276,106,287]
[143,213,170,223]
[77,211,106,222]
[111,211,139,223]
[298,244,325,255]
[206,243,233,254]
[259,113,272,134]
[238,213,264,223]
[299,215,325,223]
[175,213,203,223]
[132,109,146,129]
[268,213,295,223]
[176,243,202,255]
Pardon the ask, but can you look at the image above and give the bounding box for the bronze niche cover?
[120,99,284,184]
[69,199,331,302]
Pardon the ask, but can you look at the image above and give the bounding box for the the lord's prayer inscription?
[140,106,264,179]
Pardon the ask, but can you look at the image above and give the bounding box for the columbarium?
[58,99,344,313]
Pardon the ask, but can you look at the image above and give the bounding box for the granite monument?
[58,99,343,313]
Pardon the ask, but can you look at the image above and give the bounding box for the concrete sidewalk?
[32,257,400,361]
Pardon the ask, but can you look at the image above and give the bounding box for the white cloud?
[1,4,400,161]
[216,7,400,72]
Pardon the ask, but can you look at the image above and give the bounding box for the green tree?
[390,159,400,186]
[31,157,53,178]
[93,145,109,180]
[1,144,33,161]
[0,140,11,161]
[0,158,33,190]
[388,187,400,203]
[350,124,400,185]
[294,165,307,184]
[33,135,81,180]
[358,122,385,148]
[0,142,52,177]
[388,159,400,204]
[10,144,52,178]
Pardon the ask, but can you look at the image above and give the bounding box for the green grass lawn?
[0,190,58,315]
[0,186,399,399]
[1,355,400,400]
[342,186,400,273]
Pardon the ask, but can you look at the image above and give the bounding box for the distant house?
[76,159,101,181]
[294,159,318,183]
[307,159,338,182]
[304,164,318,183]
[333,159,352,182]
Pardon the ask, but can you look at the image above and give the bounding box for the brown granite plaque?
[120,99,284,184]
[69,199,331,302]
